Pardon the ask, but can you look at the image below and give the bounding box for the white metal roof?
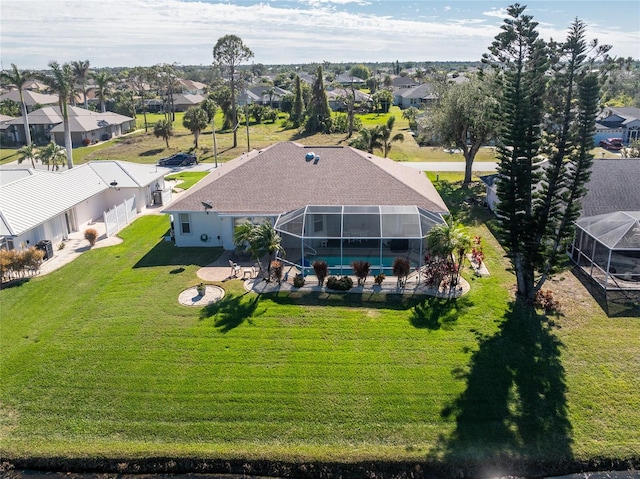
[87,160,169,188]
[0,165,108,236]
[0,168,35,187]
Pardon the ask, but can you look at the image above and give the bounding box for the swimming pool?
[302,255,403,273]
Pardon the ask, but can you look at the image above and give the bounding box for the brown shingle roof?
[165,142,449,215]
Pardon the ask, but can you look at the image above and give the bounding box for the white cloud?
[482,8,508,19]
[1,0,637,69]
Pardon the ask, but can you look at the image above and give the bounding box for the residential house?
[0,161,170,251]
[163,142,449,275]
[5,105,135,146]
[325,88,372,112]
[170,93,206,112]
[594,106,640,146]
[177,79,208,95]
[243,85,292,108]
[335,73,366,87]
[393,83,437,109]
[480,159,640,301]
[391,76,419,89]
[0,90,59,113]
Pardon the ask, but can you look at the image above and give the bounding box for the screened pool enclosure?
[274,205,446,275]
[569,211,640,290]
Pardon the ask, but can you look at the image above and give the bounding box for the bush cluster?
[292,274,305,288]
[534,289,561,314]
[326,275,353,291]
[84,228,98,246]
[0,247,45,283]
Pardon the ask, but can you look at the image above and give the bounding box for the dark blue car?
[157,153,197,166]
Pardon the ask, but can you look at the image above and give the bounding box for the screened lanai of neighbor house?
[569,211,640,291]
[163,141,449,274]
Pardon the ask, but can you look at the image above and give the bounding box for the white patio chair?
[228,259,241,277]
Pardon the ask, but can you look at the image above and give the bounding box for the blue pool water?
[302,255,399,270]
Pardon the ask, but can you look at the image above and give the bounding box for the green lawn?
[165,171,209,190]
[1,177,639,473]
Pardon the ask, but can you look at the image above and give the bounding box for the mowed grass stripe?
[3,209,639,463]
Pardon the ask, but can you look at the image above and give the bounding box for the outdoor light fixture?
[109,180,120,190]
[201,201,213,214]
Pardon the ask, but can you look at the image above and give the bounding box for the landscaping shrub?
[292,273,305,288]
[326,275,353,291]
[312,260,328,286]
[374,273,385,286]
[351,260,370,286]
[270,260,283,284]
[392,257,411,288]
[0,247,45,283]
[471,235,485,266]
[534,289,562,314]
[84,228,98,247]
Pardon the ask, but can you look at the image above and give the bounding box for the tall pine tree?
[485,5,609,302]
[291,74,304,128]
[304,66,332,133]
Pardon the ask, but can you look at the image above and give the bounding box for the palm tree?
[379,116,404,157]
[38,141,67,171]
[37,61,75,169]
[350,126,382,154]
[72,60,91,109]
[0,64,33,146]
[265,87,275,108]
[182,106,209,148]
[153,119,173,147]
[426,219,471,286]
[18,144,38,168]
[254,221,285,281]
[91,71,114,113]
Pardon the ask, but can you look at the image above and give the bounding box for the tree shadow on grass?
[410,296,471,330]
[133,232,222,268]
[428,301,572,476]
[200,292,261,333]
[139,148,165,157]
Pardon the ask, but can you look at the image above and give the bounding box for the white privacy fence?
[104,196,136,237]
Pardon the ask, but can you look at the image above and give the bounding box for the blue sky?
[1,0,638,69]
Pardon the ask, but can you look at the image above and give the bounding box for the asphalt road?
[401,161,498,172]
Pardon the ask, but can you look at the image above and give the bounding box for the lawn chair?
[228,259,241,278]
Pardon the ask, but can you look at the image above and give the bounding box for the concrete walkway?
[196,253,470,298]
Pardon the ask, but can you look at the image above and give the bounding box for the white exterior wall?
[174,212,225,248]
[172,213,277,250]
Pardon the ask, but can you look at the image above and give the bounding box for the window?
[314,216,324,233]
[179,213,191,234]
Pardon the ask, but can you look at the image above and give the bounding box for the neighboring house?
[5,105,135,146]
[0,114,15,138]
[297,73,315,85]
[481,159,640,216]
[594,107,640,146]
[0,161,170,251]
[177,79,207,95]
[163,141,449,275]
[244,85,292,108]
[391,76,419,89]
[393,83,437,109]
[0,89,59,112]
[480,159,640,301]
[325,88,372,112]
[335,73,366,87]
[170,93,205,112]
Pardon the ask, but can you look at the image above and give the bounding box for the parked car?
[157,152,197,166]
[599,138,623,151]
